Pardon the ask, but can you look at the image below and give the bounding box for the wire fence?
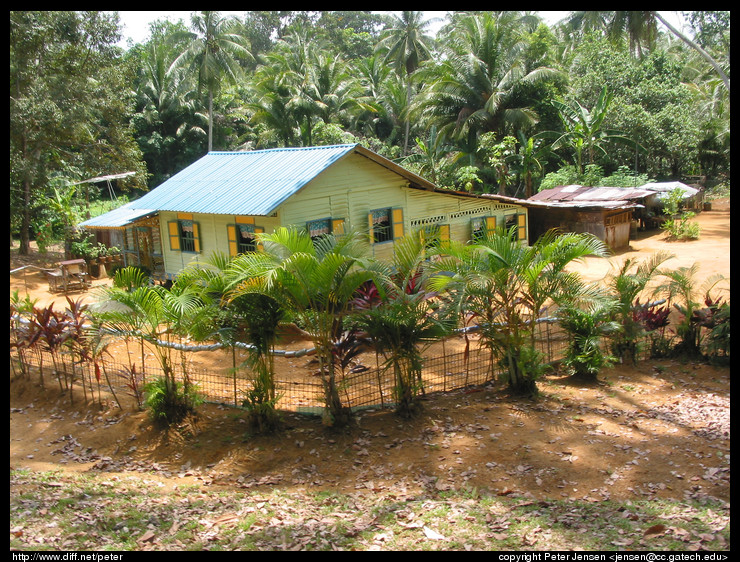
[10,320,649,416]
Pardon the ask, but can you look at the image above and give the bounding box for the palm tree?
[96,269,209,424]
[353,230,454,416]
[249,25,365,146]
[605,251,674,364]
[376,11,437,155]
[226,227,378,426]
[399,126,451,185]
[512,131,550,198]
[170,11,253,151]
[177,252,285,430]
[429,228,609,396]
[412,12,560,160]
[556,292,622,380]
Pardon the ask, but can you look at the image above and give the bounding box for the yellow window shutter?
[192,222,201,253]
[331,218,345,236]
[517,213,527,241]
[255,226,265,252]
[236,216,255,225]
[227,225,238,257]
[485,216,497,236]
[392,208,404,239]
[168,221,181,251]
[367,212,374,243]
[439,224,450,241]
[177,212,193,221]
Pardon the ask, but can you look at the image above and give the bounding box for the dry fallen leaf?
[643,524,667,537]
[423,526,446,540]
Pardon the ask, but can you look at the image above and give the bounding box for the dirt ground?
[9,200,730,505]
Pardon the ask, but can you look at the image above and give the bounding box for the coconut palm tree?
[429,228,609,396]
[169,11,253,151]
[412,12,561,161]
[226,227,378,426]
[376,11,438,155]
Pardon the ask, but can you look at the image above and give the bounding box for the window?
[307,218,331,241]
[168,216,201,253]
[421,223,450,246]
[179,220,196,251]
[236,223,257,253]
[504,213,527,241]
[370,208,392,243]
[471,216,496,241]
[227,217,264,257]
[369,207,404,243]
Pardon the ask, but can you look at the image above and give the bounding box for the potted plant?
[107,245,121,263]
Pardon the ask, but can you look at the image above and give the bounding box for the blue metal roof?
[81,144,439,229]
[126,144,360,217]
[79,201,157,229]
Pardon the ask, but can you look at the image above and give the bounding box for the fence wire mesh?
[10,319,654,416]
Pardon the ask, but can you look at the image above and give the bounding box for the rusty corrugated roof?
[526,185,657,209]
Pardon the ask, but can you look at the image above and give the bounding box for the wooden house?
[81,144,529,280]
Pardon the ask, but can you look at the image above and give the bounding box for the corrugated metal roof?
[528,185,656,204]
[79,201,157,229]
[122,144,361,217]
[640,181,699,199]
[82,144,439,227]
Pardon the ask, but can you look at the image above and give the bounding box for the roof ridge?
[207,144,358,156]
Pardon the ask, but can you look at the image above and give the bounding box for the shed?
[526,185,658,250]
[82,144,530,279]
[639,181,703,211]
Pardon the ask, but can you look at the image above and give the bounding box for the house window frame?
[178,219,197,252]
[471,215,497,242]
[236,222,257,254]
[369,207,403,244]
[504,212,527,241]
[168,214,201,253]
[227,216,264,257]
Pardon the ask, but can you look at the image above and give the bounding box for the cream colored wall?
[159,211,281,279]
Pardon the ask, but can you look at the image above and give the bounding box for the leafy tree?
[10,11,146,254]
[548,86,643,175]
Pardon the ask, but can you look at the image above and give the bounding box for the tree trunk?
[653,12,730,94]
[208,89,214,152]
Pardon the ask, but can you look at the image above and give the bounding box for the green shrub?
[143,376,203,426]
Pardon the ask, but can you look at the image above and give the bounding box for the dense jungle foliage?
[10,11,730,254]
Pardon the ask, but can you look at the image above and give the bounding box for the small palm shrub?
[557,297,621,380]
[143,376,203,426]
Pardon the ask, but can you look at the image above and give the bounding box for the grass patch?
[10,469,729,551]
